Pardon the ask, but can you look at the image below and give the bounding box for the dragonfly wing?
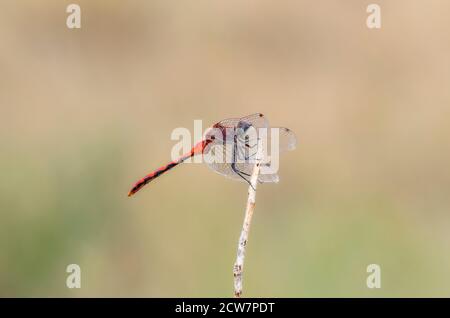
[206,162,247,182]
[258,172,280,183]
[278,127,297,151]
[204,114,295,185]
[204,143,245,182]
[216,113,269,129]
[205,144,279,183]
[239,113,269,129]
[265,127,297,152]
[235,162,280,183]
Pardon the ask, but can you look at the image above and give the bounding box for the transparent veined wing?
[215,113,269,129]
[203,143,246,182]
[265,127,297,152]
[203,139,280,184]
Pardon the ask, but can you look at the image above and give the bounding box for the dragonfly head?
[204,126,224,142]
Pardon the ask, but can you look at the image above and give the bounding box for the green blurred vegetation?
[0,135,127,296]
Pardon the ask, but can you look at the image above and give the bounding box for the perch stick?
[233,138,263,298]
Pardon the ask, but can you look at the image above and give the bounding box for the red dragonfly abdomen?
[128,140,209,197]
[127,160,180,197]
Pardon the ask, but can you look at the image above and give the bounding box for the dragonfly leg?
[233,141,256,190]
[231,162,257,190]
[231,162,250,181]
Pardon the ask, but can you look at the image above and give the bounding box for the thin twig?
[233,138,263,298]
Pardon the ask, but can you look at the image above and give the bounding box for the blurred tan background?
[1,0,450,297]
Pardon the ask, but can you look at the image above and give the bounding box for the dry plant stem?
[233,140,263,298]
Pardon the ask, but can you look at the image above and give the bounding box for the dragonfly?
[128,113,296,197]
